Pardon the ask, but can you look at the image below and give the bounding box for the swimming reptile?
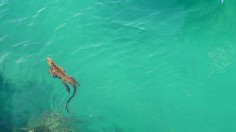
[47,57,80,113]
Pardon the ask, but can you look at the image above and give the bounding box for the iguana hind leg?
[62,79,70,93]
[70,76,80,86]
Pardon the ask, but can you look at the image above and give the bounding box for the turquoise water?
[1,0,236,131]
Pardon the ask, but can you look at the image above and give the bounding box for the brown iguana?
[47,57,80,113]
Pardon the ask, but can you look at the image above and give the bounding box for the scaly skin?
[47,57,80,113]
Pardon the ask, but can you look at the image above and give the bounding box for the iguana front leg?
[62,79,70,93]
[48,68,53,75]
[49,68,60,78]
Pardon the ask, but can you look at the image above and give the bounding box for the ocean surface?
[1,0,236,131]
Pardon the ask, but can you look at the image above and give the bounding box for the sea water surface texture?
[1,0,236,131]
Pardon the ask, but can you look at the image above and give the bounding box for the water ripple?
[16,57,24,64]
[0,52,9,63]
[32,7,46,18]
[0,35,7,42]
[55,23,67,31]
[0,0,10,20]
[11,40,32,47]
[8,17,27,23]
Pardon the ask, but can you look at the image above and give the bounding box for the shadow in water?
[0,72,14,131]
[11,81,52,127]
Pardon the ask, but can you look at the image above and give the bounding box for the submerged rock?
[14,112,79,132]
[27,112,70,131]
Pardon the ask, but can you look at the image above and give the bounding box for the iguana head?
[47,57,53,66]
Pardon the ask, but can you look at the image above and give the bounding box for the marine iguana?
[47,57,80,113]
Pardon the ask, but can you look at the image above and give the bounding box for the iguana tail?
[66,86,77,113]
[65,76,79,113]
